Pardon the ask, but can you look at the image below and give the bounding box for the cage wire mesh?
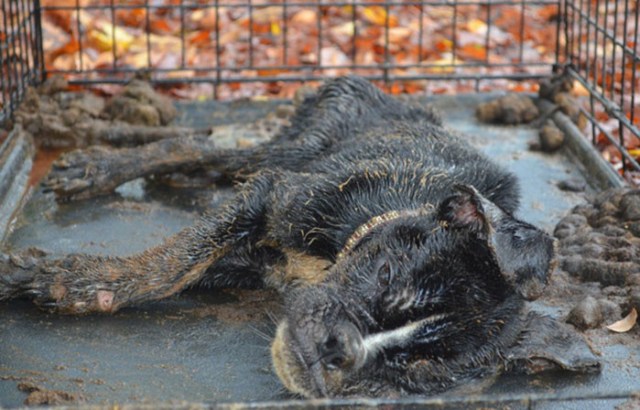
[562,0,640,183]
[37,1,561,96]
[0,0,44,126]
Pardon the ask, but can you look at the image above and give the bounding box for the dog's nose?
[319,335,347,369]
[318,321,364,371]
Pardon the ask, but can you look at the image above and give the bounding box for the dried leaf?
[388,27,411,44]
[331,22,355,38]
[42,0,75,33]
[606,308,637,333]
[252,7,282,24]
[467,19,488,35]
[88,21,134,52]
[458,44,487,61]
[271,22,281,36]
[188,30,212,46]
[191,9,217,29]
[116,8,146,28]
[362,6,387,26]
[291,9,317,25]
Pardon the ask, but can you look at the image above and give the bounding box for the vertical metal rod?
[14,0,27,85]
[214,0,221,99]
[484,2,491,65]
[620,124,627,175]
[282,0,288,65]
[600,0,609,100]
[609,0,619,100]
[562,0,568,63]
[591,0,599,93]
[451,1,458,66]
[1,0,14,111]
[619,0,630,111]
[19,0,31,81]
[0,0,8,114]
[110,0,117,71]
[75,0,83,72]
[589,92,597,145]
[630,0,639,126]
[145,0,151,69]
[33,0,45,83]
[518,0,525,63]
[553,0,561,66]
[248,0,254,67]
[179,0,185,68]
[317,0,323,70]
[583,0,592,79]
[351,0,357,64]
[575,0,584,68]
[383,0,390,86]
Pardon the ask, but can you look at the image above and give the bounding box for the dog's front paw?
[0,248,47,301]
[43,146,124,201]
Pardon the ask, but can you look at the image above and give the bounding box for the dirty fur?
[1,76,599,398]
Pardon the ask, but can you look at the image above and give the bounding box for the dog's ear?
[438,185,555,301]
[437,184,495,236]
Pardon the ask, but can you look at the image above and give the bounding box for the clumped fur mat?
[1,76,599,399]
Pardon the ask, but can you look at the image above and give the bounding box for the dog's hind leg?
[44,76,439,202]
[42,130,314,201]
[2,172,278,314]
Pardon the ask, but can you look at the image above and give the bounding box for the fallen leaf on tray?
[606,308,637,333]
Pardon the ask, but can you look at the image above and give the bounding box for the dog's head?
[271,186,556,397]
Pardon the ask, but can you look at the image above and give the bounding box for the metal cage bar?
[562,0,640,180]
[0,0,43,126]
[34,0,559,91]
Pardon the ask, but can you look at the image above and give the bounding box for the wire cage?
[562,0,640,182]
[36,0,562,89]
[0,0,43,125]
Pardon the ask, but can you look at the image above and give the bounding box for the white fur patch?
[361,313,449,359]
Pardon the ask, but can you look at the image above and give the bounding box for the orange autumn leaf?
[362,6,397,27]
[150,19,174,34]
[458,44,487,61]
[435,39,453,52]
[42,0,74,34]
[116,8,146,28]
[389,83,403,95]
[46,37,79,68]
[188,30,211,46]
[191,9,217,30]
[537,4,559,21]
[363,6,387,25]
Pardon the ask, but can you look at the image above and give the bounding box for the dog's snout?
[318,321,365,371]
[319,335,347,369]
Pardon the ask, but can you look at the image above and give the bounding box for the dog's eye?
[376,258,392,287]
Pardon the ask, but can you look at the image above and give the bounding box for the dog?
[1,76,599,397]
